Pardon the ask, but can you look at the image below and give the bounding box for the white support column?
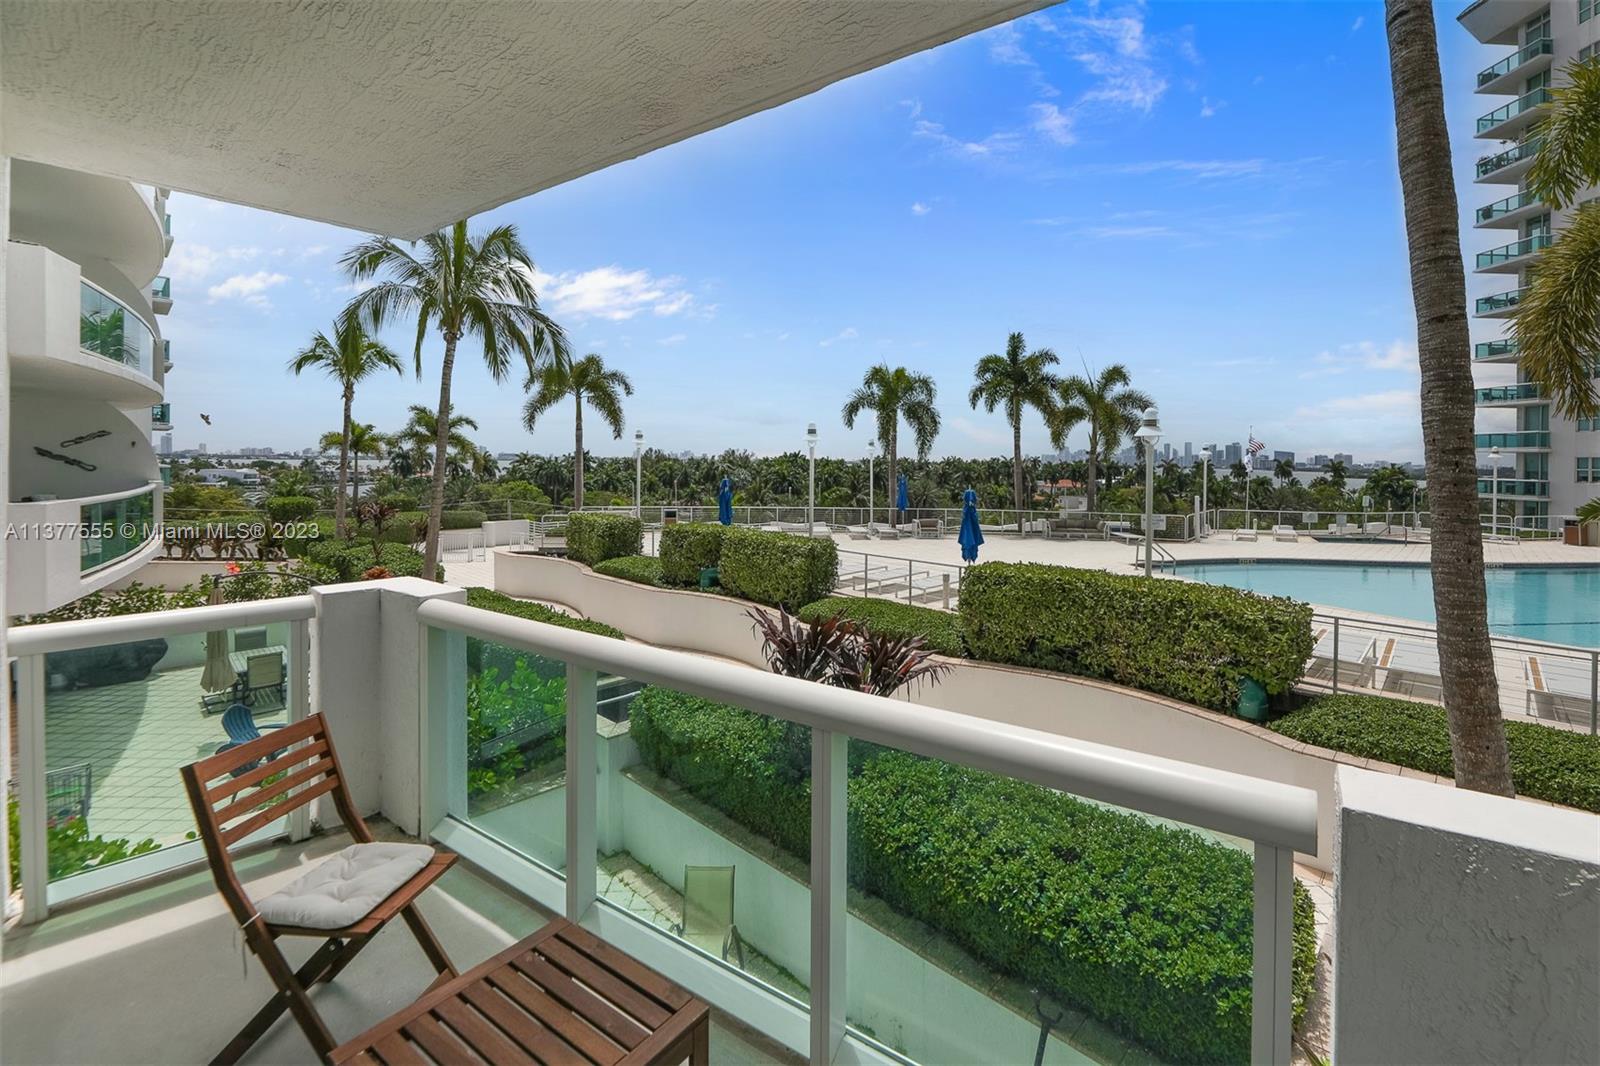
[565,665,598,922]
[418,622,467,834]
[1251,841,1294,1065]
[16,655,49,924]
[1,155,14,916]
[286,617,312,841]
[809,728,847,1066]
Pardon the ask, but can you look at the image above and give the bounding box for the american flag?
[1247,435,1265,456]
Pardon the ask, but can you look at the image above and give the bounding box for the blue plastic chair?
[214,703,287,775]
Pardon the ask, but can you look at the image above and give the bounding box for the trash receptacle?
[1564,519,1581,546]
[698,566,720,590]
[1236,677,1269,722]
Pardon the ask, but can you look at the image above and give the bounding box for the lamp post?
[806,422,818,536]
[1488,445,1500,539]
[1134,406,1162,577]
[866,440,877,529]
[633,429,644,519]
[1198,447,1211,536]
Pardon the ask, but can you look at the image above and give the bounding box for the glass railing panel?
[1475,287,1528,315]
[79,490,156,573]
[1474,383,1541,402]
[151,275,171,300]
[460,637,571,872]
[151,403,171,423]
[39,620,296,885]
[1476,191,1539,223]
[1478,479,1549,497]
[1474,339,1521,359]
[1476,87,1553,132]
[1476,139,1541,179]
[79,282,155,374]
[1477,38,1553,86]
[1476,233,1552,269]
[1474,431,1551,448]
[609,675,811,1006]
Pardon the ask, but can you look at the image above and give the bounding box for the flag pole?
[1245,425,1252,529]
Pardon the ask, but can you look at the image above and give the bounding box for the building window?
[1583,0,1595,24]
[1582,43,1599,63]
[1580,458,1599,482]
[1580,417,1599,431]
[1525,10,1552,40]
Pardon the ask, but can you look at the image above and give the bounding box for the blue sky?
[160,0,1508,463]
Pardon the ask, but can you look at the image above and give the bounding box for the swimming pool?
[1176,563,1600,647]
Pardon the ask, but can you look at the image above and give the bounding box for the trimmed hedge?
[630,688,1313,1064]
[305,540,441,581]
[263,495,318,523]
[464,586,625,642]
[567,513,643,566]
[658,523,728,585]
[960,563,1313,711]
[796,596,964,658]
[594,555,664,587]
[1270,694,1600,812]
[717,526,838,608]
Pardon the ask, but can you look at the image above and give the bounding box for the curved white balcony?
[10,160,166,290]
[5,483,164,616]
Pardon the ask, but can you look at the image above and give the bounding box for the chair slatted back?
[247,652,283,687]
[181,713,369,923]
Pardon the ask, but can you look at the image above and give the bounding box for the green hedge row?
[796,596,964,658]
[369,509,489,542]
[717,526,838,608]
[658,523,728,585]
[960,563,1313,711]
[594,555,665,587]
[1270,695,1600,812]
[629,687,1314,1063]
[304,540,441,581]
[566,513,643,566]
[464,586,625,642]
[264,495,318,523]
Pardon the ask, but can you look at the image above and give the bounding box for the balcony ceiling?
[10,161,165,287]
[0,0,1047,238]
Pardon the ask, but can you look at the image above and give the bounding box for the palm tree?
[396,404,479,479]
[1324,458,1349,490]
[522,353,632,510]
[287,318,403,537]
[1509,59,1600,421]
[1273,457,1296,486]
[1051,364,1151,514]
[342,219,567,577]
[841,365,941,525]
[1384,0,1512,796]
[471,447,500,481]
[319,422,385,508]
[969,334,1059,532]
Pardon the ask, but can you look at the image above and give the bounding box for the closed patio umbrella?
[896,473,909,522]
[200,578,234,694]
[959,487,985,564]
[718,477,733,526]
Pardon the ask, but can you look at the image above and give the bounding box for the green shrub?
[263,495,318,523]
[717,526,838,608]
[464,587,624,641]
[594,555,664,587]
[305,540,440,582]
[629,689,1314,1064]
[1270,694,1600,812]
[375,509,488,543]
[960,563,1313,711]
[796,597,964,657]
[658,523,728,585]
[567,513,643,566]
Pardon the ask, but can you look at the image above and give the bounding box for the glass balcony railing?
[1477,233,1552,269]
[1474,338,1521,359]
[1476,139,1541,180]
[1477,478,1549,497]
[1476,191,1540,223]
[1474,383,1541,403]
[1475,431,1550,448]
[150,275,171,300]
[159,464,172,486]
[1476,88,1552,133]
[79,282,155,376]
[162,213,171,236]
[79,489,157,573]
[1475,287,1528,315]
[151,403,171,424]
[1477,38,1553,87]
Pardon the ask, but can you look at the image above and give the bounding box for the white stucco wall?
[1332,767,1600,1064]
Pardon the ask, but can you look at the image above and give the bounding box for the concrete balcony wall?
[5,485,163,615]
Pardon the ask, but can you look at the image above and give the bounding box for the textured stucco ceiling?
[2,0,1047,238]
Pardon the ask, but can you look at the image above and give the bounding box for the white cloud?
[1030,103,1077,146]
[207,270,289,308]
[1295,389,1417,419]
[819,327,859,348]
[1083,224,1180,239]
[950,416,1008,448]
[1350,15,1365,31]
[910,202,932,216]
[1199,97,1222,119]
[1300,340,1419,378]
[912,119,1019,158]
[1105,158,1266,180]
[657,333,687,346]
[1034,3,1170,115]
[166,242,220,284]
[529,265,698,321]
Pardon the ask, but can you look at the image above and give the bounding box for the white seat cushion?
[256,842,434,929]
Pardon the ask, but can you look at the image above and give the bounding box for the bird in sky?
[200,413,212,426]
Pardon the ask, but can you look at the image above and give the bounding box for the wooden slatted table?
[330,919,710,1066]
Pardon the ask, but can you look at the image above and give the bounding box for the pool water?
[1177,563,1600,647]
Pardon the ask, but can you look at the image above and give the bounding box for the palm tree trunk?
[1386,0,1512,795]
[336,386,353,539]
[573,392,585,511]
[352,445,361,510]
[1085,428,1100,514]
[1012,419,1025,533]
[888,424,899,526]
[423,333,458,581]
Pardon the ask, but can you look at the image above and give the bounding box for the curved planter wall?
[491,549,1451,872]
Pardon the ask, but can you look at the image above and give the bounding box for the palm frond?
[1528,59,1600,209]
[1509,203,1600,419]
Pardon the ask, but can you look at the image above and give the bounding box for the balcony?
[1476,233,1551,273]
[150,274,172,314]
[1474,430,1550,449]
[4,484,163,615]
[151,402,172,429]
[162,337,173,373]
[1478,477,1549,498]
[162,211,173,253]
[1475,138,1541,183]
[1476,87,1552,139]
[1474,287,1527,317]
[1475,38,1553,94]
[1474,383,1542,404]
[1474,190,1543,228]
[1473,338,1521,360]
[80,280,157,378]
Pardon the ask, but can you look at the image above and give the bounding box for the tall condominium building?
[1461,1,1600,528]
[6,163,175,614]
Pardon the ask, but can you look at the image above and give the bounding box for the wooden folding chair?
[180,713,458,1065]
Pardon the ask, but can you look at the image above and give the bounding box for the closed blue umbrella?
[958,487,984,563]
[896,473,909,517]
[718,477,733,525]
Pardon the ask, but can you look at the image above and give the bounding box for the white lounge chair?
[1233,527,1258,542]
[1523,653,1597,726]
[1308,626,1378,688]
[1271,525,1298,543]
[1325,515,1354,535]
[1363,521,1390,536]
[868,522,901,539]
[914,518,943,539]
[845,525,871,540]
[1377,636,1445,699]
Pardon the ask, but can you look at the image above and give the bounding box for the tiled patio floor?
[44,665,284,847]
